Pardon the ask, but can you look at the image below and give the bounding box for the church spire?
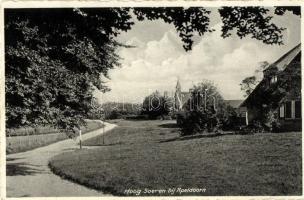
[176,77,181,92]
[175,77,182,110]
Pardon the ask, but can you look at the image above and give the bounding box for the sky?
[95,8,301,104]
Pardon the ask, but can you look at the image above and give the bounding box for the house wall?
[247,107,258,123]
[277,99,302,131]
[239,104,302,131]
[238,106,258,125]
[279,119,302,131]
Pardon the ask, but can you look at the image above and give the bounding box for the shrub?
[264,109,281,132]
[142,91,173,119]
[162,115,172,120]
[103,102,142,120]
[177,110,219,136]
[177,80,240,135]
[234,120,268,135]
[125,115,149,120]
[107,110,124,120]
[219,105,241,131]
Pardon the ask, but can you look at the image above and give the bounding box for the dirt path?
[6,121,117,197]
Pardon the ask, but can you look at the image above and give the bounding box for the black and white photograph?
[2,2,303,198]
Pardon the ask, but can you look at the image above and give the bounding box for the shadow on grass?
[158,123,179,129]
[6,162,44,176]
[6,157,24,162]
[83,142,123,147]
[159,132,235,143]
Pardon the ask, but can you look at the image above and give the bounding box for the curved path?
[6,121,117,197]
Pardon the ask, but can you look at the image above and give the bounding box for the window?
[284,100,301,119]
[270,75,278,84]
[295,101,301,118]
[279,105,284,118]
[285,101,292,118]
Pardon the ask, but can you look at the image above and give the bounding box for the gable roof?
[224,100,243,108]
[240,43,301,108]
[266,43,301,72]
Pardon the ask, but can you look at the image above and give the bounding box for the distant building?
[174,79,242,111]
[174,79,191,110]
[239,44,301,131]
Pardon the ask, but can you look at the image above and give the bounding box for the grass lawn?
[7,120,104,154]
[49,119,302,196]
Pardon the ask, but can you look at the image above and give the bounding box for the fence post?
[79,129,82,149]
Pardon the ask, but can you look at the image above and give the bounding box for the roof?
[224,100,243,108]
[240,43,301,108]
[266,43,301,71]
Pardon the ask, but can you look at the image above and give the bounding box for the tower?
[175,78,183,110]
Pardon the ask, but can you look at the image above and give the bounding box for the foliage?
[240,61,269,97]
[244,56,301,131]
[5,7,299,134]
[274,6,301,16]
[177,110,217,136]
[5,8,133,133]
[235,120,266,135]
[102,102,142,120]
[87,98,105,120]
[142,91,173,119]
[219,7,286,45]
[240,76,258,97]
[264,110,281,132]
[177,80,236,135]
[219,105,240,131]
[133,7,212,51]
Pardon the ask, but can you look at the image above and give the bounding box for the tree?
[5,7,300,134]
[5,8,133,132]
[177,80,234,135]
[240,76,258,97]
[142,91,173,119]
[102,102,142,119]
[240,61,269,97]
[87,98,104,120]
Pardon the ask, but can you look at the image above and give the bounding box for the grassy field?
[49,119,302,196]
[6,120,104,154]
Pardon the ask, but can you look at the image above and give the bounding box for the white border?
[1,1,303,200]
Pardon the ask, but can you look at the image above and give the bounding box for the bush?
[234,120,268,135]
[103,102,142,120]
[176,80,250,136]
[162,115,172,120]
[235,125,255,135]
[107,110,124,120]
[177,110,219,136]
[219,105,241,131]
[142,91,173,120]
[125,115,149,120]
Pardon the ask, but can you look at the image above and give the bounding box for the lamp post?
[102,119,105,145]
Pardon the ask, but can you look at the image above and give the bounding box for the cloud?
[100,20,300,103]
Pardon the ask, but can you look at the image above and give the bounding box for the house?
[239,44,301,131]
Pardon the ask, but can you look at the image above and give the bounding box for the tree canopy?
[142,91,173,119]
[5,6,300,134]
